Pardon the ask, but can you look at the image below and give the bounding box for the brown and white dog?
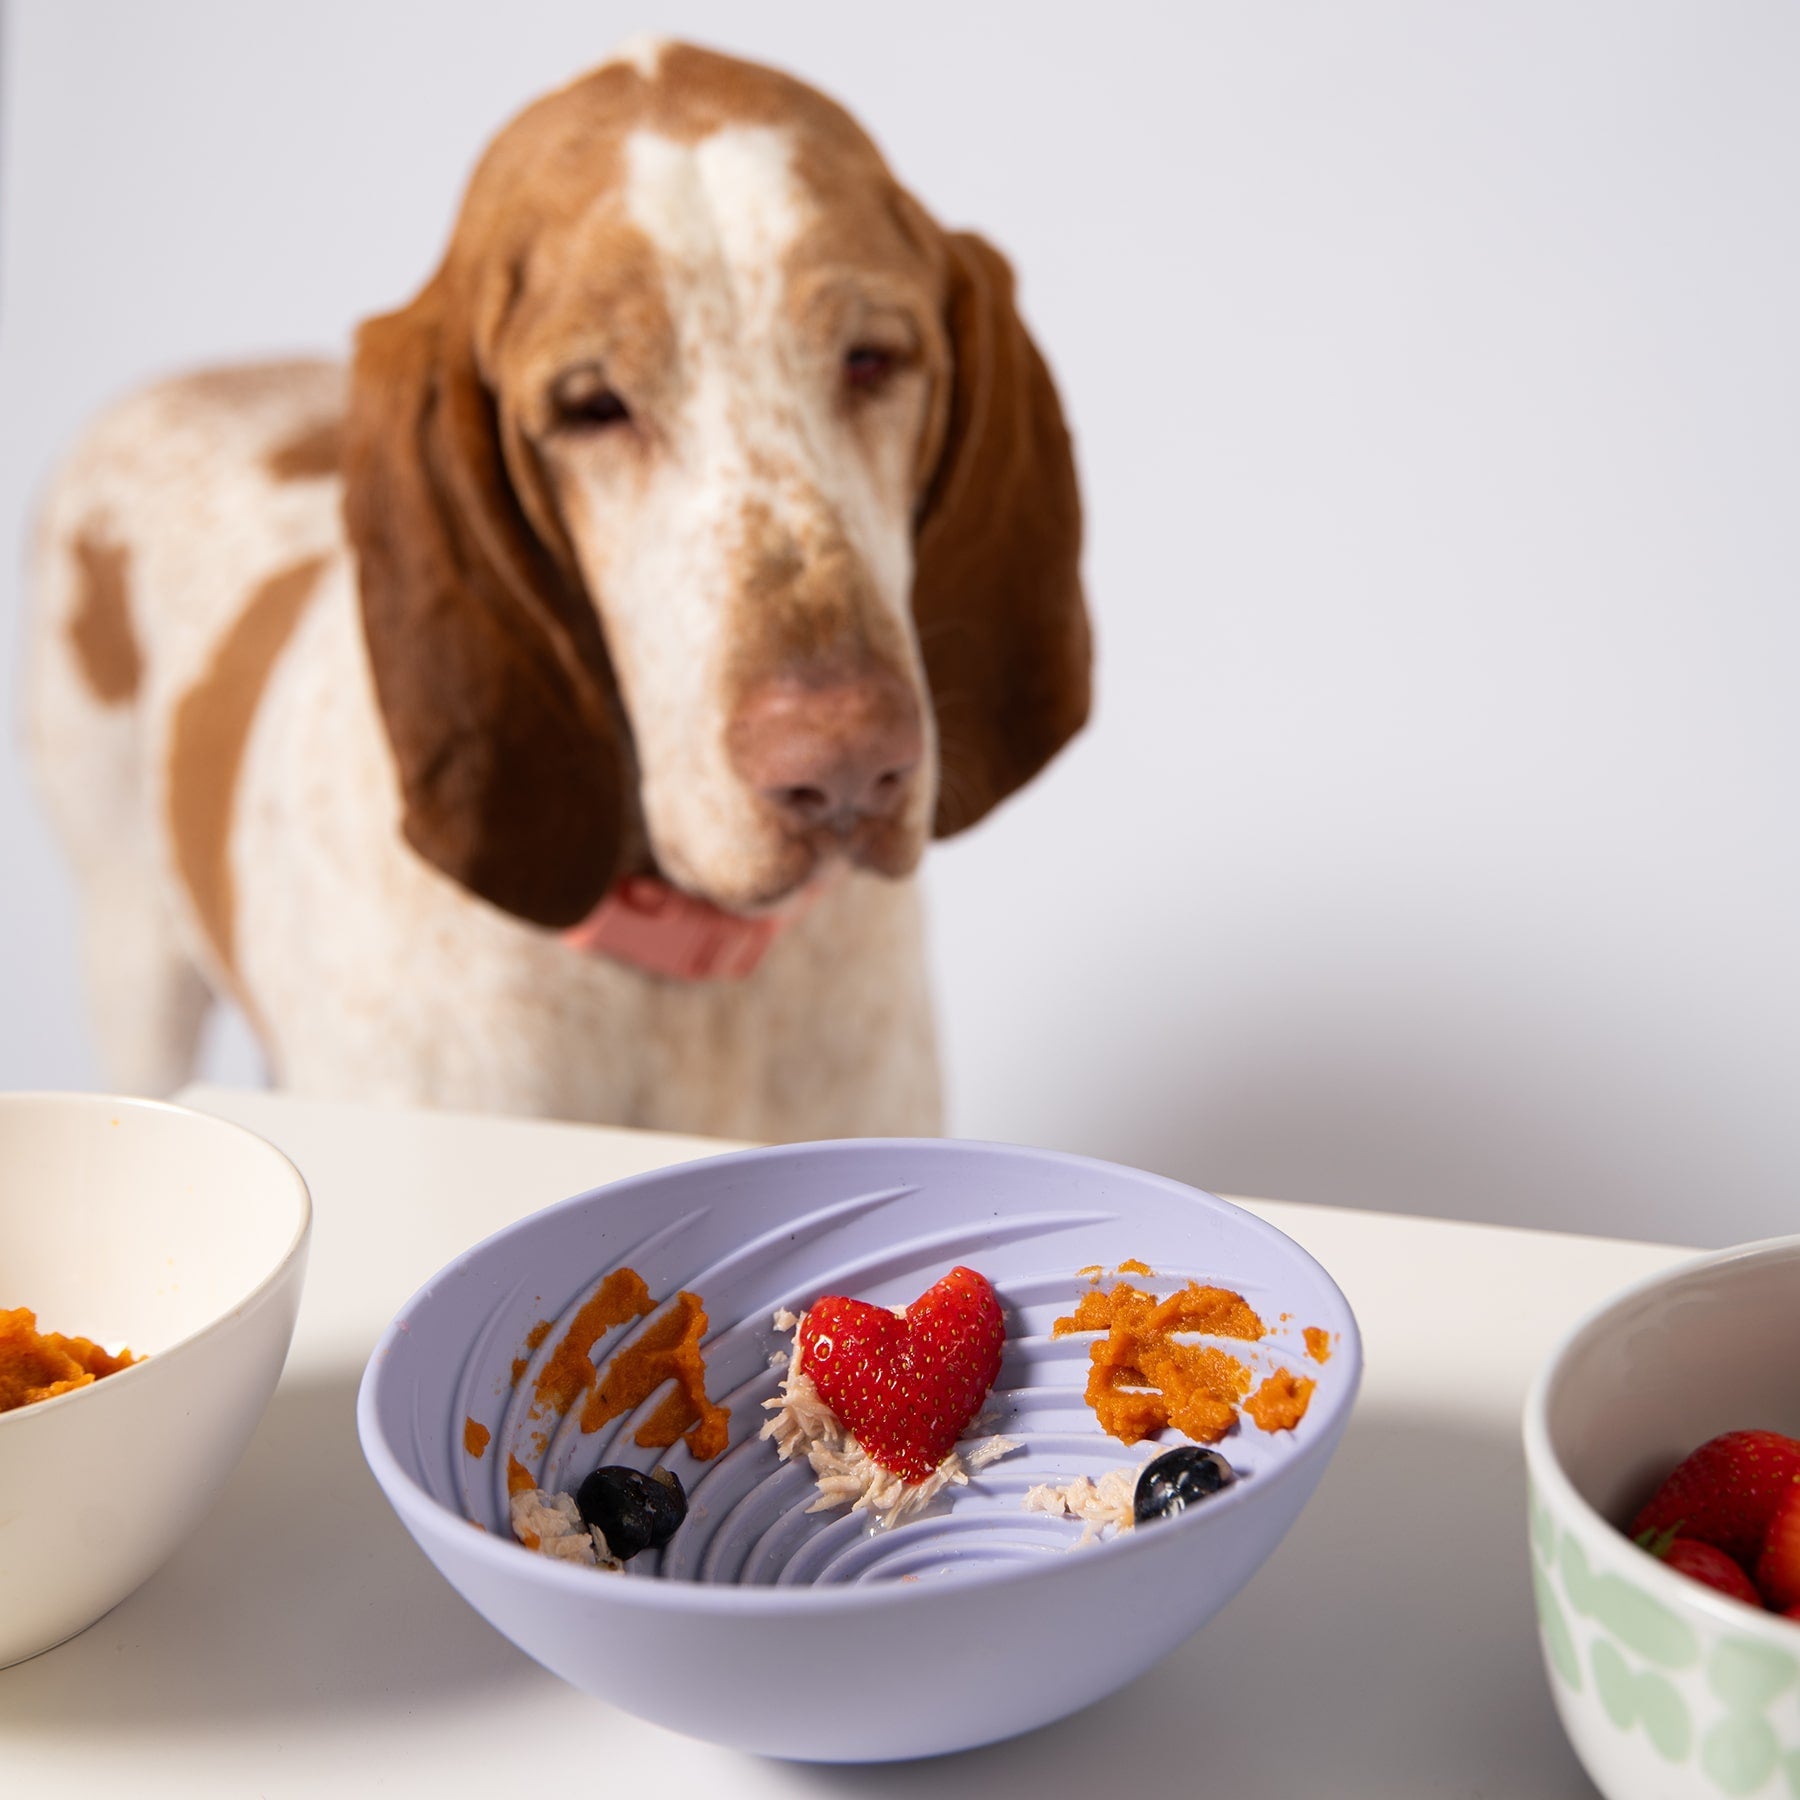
[25,41,1089,1141]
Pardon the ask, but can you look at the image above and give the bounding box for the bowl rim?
[0,1090,313,1430]
[358,1134,1364,1615]
[1521,1230,1800,1647]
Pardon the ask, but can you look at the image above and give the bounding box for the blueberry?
[574,1465,687,1560]
[1133,1446,1237,1525]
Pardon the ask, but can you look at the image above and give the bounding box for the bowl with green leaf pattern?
[1523,1234,1800,1800]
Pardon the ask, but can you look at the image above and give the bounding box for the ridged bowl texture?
[359,1139,1360,1760]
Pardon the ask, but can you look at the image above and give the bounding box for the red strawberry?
[1628,1431,1800,1567]
[1639,1530,1763,1607]
[1753,1477,1800,1613]
[798,1266,1005,1482]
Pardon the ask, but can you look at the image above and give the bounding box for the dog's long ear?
[912,231,1091,837]
[342,272,627,928]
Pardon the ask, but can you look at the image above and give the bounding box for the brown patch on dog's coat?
[168,555,329,977]
[174,359,336,410]
[67,532,142,705]
[265,417,342,481]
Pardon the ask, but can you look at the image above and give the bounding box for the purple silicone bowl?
[357,1138,1360,1761]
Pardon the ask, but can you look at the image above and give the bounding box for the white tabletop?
[1,1087,1691,1796]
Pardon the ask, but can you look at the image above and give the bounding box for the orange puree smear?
[1117,1258,1154,1276]
[1303,1326,1332,1364]
[463,1417,491,1459]
[512,1318,554,1387]
[533,1270,655,1415]
[1057,1280,1266,1342]
[515,1267,730,1466]
[1246,1369,1316,1432]
[0,1306,139,1412]
[579,1290,730,1461]
[1054,1280,1266,1446]
[506,1453,536,1497]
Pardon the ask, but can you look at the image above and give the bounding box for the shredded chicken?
[508,1486,621,1569]
[1022,1468,1139,1545]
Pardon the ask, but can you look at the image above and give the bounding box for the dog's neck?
[560,874,824,981]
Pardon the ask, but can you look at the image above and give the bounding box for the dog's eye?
[843,346,897,393]
[551,369,631,430]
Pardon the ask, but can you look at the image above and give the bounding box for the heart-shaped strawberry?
[798,1266,1005,1482]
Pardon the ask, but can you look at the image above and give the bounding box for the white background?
[2,2,1795,1247]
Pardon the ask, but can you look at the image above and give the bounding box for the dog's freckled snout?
[728,673,923,835]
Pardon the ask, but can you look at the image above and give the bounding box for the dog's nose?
[728,673,923,833]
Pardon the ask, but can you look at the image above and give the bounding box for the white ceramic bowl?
[0,1092,311,1666]
[1523,1235,1800,1800]
[360,1138,1360,1761]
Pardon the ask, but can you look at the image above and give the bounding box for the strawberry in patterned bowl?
[357,1139,1360,1761]
[1522,1235,1800,1800]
